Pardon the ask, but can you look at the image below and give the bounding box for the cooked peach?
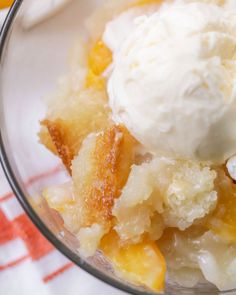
[88,40,112,76]
[135,0,163,6]
[86,40,112,90]
[0,0,14,9]
[100,231,166,292]
[86,70,106,91]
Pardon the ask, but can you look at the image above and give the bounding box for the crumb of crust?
[40,119,74,173]
[38,125,58,155]
[39,87,110,173]
[113,158,217,243]
[72,125,137,229]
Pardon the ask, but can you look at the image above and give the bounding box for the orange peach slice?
[0,0,14,9]
[100,231,166,292]
[86,40,112,90]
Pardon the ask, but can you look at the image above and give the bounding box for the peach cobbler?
[40,0,236,292]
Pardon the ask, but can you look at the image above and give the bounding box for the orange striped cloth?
[0,166,74,292]
[0,165,123,295]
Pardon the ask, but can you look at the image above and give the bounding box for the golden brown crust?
[91,125,125,220]
[39,87,110,173]
[41,119,74,173]
[72,125,137,228]
[38,125,58,155]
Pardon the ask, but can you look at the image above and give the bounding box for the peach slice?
[0,0,14,9]
[100,231,166,292]
[86,40,112,90]
[135,0,163,5]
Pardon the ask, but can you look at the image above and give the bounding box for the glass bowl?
[0,1,235,295]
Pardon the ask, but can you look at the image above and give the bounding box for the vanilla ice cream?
[104,1,236,163]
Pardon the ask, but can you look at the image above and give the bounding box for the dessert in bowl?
[3,0,236,293]
[39,0,236,292]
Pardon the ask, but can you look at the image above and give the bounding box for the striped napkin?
[0,166,74,295]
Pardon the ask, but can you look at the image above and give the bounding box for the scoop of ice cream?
[103,4,158,53]
[105,1,236,163]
